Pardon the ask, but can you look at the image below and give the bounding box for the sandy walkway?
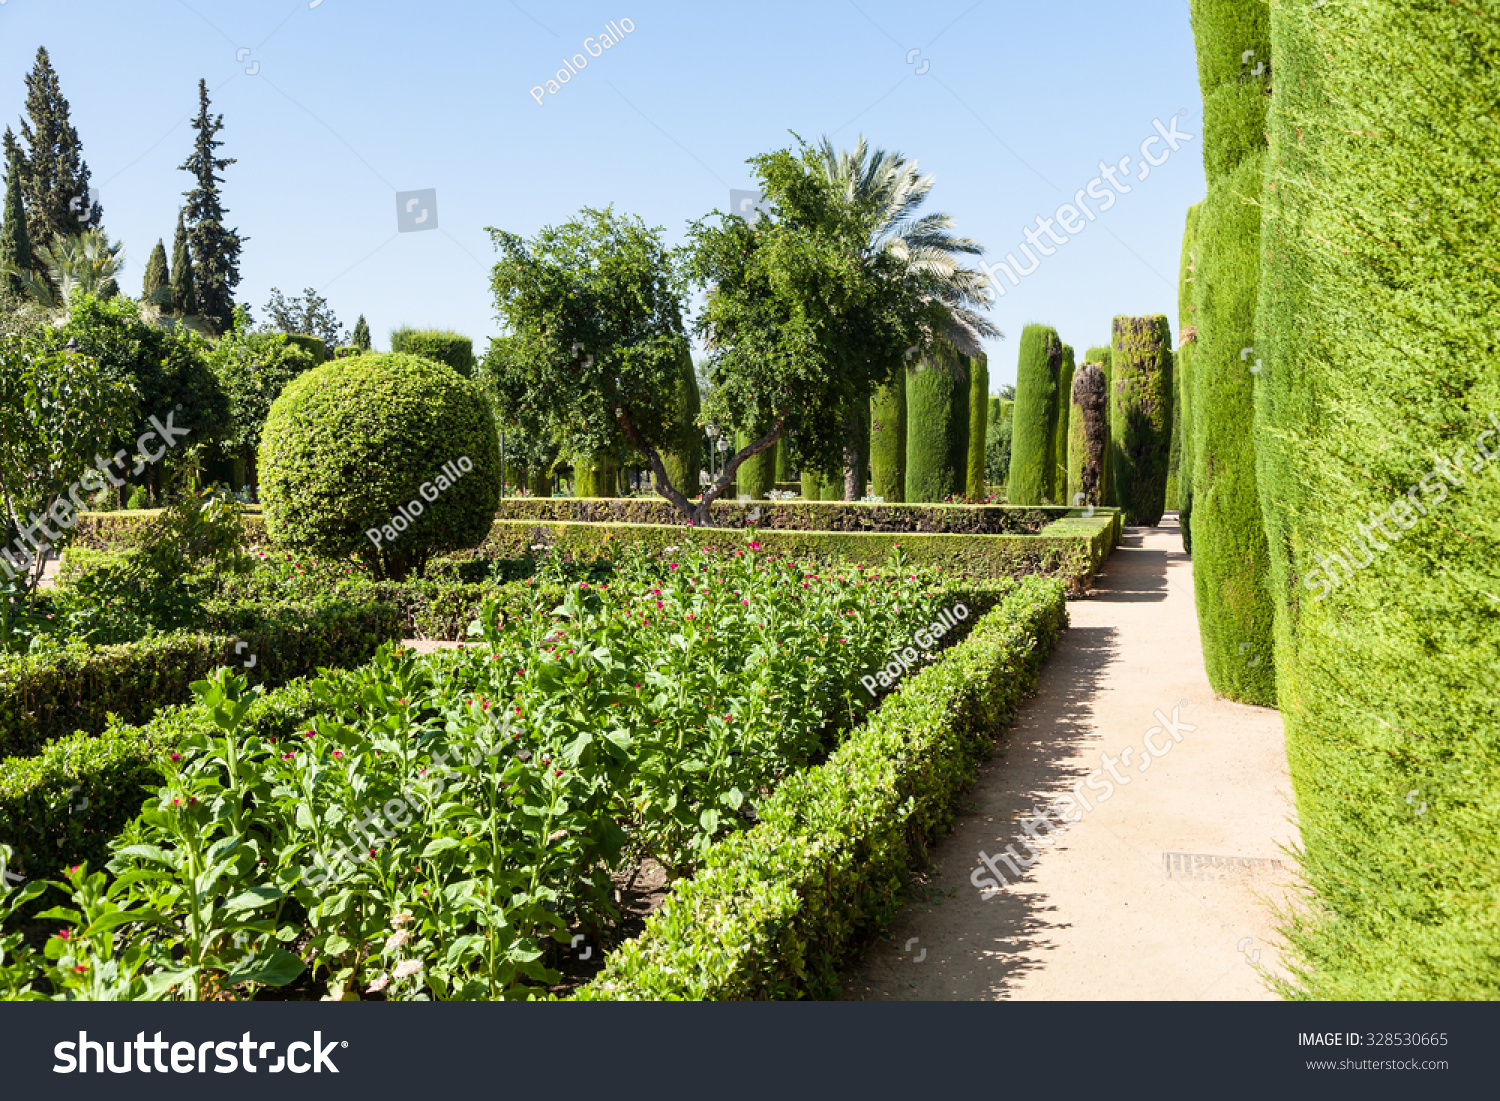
[841,517,1298,1000]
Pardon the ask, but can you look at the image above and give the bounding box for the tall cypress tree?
[171,210,197,316]
[142,239,169,305]
[12,48,100,256]
[965,352,989,499]
[351,314,372,351]
[870,378,907,501]
[1008,324,1063,504]
[0,133,31,296]
[1052,344,1076,499]
[179,79,243,333]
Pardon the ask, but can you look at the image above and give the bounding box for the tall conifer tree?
[0,133,31,296]
[13,47,100,254]
[141,238,169,305]
[171,210,197,316]
[179,79,243,333]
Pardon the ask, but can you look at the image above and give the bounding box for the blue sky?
[0,0,1204,391]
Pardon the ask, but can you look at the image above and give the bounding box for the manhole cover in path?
[1162,852,1284,880]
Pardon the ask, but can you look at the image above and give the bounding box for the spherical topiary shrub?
[259,352,500,578]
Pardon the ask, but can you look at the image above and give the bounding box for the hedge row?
[0,595,399,758]
[575,575,1068,999]
[474,517,1117,593]
[1256,0,1500,1000]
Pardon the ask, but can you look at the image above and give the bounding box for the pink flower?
[169,752,181,762]
[367,974,390,994]
[393,959,423,980]
[332,750,344,759]
[385,929,411,951]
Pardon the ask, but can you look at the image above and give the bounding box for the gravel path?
[841,516,1299,1001]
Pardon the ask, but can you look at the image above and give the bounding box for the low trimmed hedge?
[0,596,399,758]
[70,509,269,551]
[471,517,1117,594]
[575,575,1067,999]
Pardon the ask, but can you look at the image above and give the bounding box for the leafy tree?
[11,229,123,309]
[170,211,195,317]
[141,239,169,306]
[0,139,30,298]
[487,206,689,510]
[263,287,345,346]
[985,402,1013,486]
[206,307,318,487]
[10,49,101,258]
[179,80,243,334]
[684,144,933,519]
[351,313,371,350]
[0,331,137,596]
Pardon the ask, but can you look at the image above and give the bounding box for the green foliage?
[1109,316,1173,526]
[262,288,344,348]
[206,309,319,455]
[984,398,1012,487]
[390,328,474,377]
[966,353,989,499]
[1177,204,1201,551]
[170,211,195,317]
[10,49,101,254]
[351,314,371,351]
[904,347,966,502]
[1257,0,1500,999]
[280,333,327,364]
[1084,346,1114,505]
[659,341,702,498]
[870,379,906,501]
[576,577,1067,999]
[1008,324,1062,504]
[0,330,137,594]
[1052,345,1075,502]
[179,80,242,333]
[141,239,169,306]
[573,450,620,498]
[735,425,776,500]
[12,229,124,310]
[1189,0,1272,180]
[259,353,500,578]
[0,142,30,298]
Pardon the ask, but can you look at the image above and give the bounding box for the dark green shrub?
[735,426,776,500]
[259,352,500,578]
[660,345,702,500]
[1067,363,1107,507]
[389,328,476,377]
[1177,204,1201,551]
[965,353,989,499]
[1109,316,1173,526]
[870,379,906,501]
[985,399,1012,487]
[1052,345,1075,502]
[282,333,328,363]
[1257,0,1499,999]
[573,451,620,498]
[1008,325,1062,504]
[1084,346,1114,506]
[905,345,967,502]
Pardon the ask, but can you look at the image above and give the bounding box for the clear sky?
[0,0,1204,392]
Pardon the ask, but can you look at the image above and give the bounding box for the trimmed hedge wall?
[965,354,989,500]
[870,379,907,502]
[1256,0,1500,1000]
[1188,0,1276,705]
[1109,316,1174,526]
[389,328,477,377]
[474,516,1116,594]
[1008,324,1062,505]
[1067,363,1108,508]
[1052,344,1076,504]
[905,348,966,503]
[575,575,1068,999]
[735,427,776,501]
[0,596,400,758]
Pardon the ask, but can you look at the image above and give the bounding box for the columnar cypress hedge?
[773,439,790,483]
[1177,203,1202,551]
[574,451,619,498]
[1257,0,1500,1000]
[734,426,776,500]
[1067,363,1107,508]
[870,380,906,502]
[660,347,702,499]
[905,346,967,503]
[1052,345,1076,503]
[1085,346,1114,505]
[842,399,872,500]
[1188,0,1276,705]
[1164,393,1182,511]
[1108,316,1173,526]
[1008,325,1062,505]
[966,353,989,499]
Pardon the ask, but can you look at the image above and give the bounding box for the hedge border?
[575,575,1067,999]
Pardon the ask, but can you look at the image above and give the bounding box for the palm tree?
[4,227,124,309]
[813,135,1000,496]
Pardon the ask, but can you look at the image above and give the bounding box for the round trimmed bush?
[390,328,476,377]
[259,352,500,578]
